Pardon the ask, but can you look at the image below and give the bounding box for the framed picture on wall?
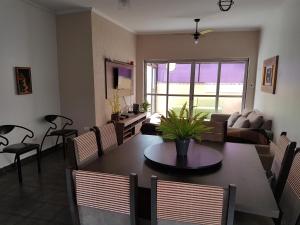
[15,67,32,95]
[261,56,279,94]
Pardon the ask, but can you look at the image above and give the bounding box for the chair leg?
[36,147,41,173]
[13,155,17,168]
[16,155,22,184]
[63,137,66,159]
[55,136,60,151]
[40,134,48,152]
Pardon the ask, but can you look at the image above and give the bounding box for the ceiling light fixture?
[118,0,130,8]
[218,0,234,12]
[193,19,200,44]
[192,19,213,45]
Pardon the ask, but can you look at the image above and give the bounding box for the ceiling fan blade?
[200,29,213,35]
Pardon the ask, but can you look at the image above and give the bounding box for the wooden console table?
[115,113,147,144]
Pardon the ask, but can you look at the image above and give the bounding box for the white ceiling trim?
[21,0,54,13]
[91,8,136,34]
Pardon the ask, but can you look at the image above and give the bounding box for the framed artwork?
[261,56,279,94]
[15,67,32,95]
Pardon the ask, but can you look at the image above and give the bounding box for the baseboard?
[0,144,63,175]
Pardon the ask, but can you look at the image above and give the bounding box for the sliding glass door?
[145,59,248,116]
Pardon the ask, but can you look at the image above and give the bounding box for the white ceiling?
[29,0,284,33]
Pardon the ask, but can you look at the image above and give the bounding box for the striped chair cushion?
[270,135,292,179]
[99,123,118,152]
[73,131,98,166]
[286,152,300,200]
[157,180,225,225]
[74,170,130,215]
[279,152,300,225]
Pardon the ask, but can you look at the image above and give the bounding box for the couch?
[211,109,273,145]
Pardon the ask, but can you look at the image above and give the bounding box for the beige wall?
[91,11,136,126]
[57,12,95,133]
[254,0,300,142]
[57,10,136,132]
[136,31,260,109]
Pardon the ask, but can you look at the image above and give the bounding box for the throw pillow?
[241,109,252,117]
[247,112,264,129]
[227,112,241,127]
[232,116,250,128]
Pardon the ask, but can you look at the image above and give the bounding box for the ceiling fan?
[193,19,213,44]
[118,0,130,8]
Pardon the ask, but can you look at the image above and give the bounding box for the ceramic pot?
[111,113,120,121]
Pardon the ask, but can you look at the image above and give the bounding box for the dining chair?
[202,120,227,143]
[71,131,101,169]
[41,115,78,159]
[267,132,296,201]
[0,125,40,183]
[279,148,300,225]
[151,176,236,225]
[94,123,118,155]
[66,169,138,225]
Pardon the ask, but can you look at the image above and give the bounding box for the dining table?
[82,134,279,219]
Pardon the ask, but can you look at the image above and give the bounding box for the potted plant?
[141,101,151,113]
[158,103,210,157]
[109,90,121,121]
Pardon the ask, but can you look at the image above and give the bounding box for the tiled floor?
[0,149,72,225]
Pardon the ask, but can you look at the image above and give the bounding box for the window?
[145,60,248,116]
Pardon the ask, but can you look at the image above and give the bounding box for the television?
[113,66,133,91]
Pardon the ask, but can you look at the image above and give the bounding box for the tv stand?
[115,113,147,144]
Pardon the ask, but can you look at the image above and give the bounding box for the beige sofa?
[211,109,273,145]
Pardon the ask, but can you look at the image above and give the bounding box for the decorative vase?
[175,139,190,157]
[111,113,120,122]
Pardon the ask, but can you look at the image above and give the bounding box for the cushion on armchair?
[241,109,252,117]
[227,112,241,127]
[247,111,264,129]
[232,117,250,128]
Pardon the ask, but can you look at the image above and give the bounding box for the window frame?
[144,59,249,115]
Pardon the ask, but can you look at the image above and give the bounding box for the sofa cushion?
[247,111,264,129]
[241,109,252,117]
[232,117,250,128]
[227,112,241,127]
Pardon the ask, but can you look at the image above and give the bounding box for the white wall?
[0,0,60,168]
[254,0,300,143]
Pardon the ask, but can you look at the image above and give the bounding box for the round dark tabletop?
[144,140,223,171]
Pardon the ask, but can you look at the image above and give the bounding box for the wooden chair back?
[66,169,138,225]
[279,149,300,225]
[270,132,296,200]
[151,176,236,225]
[73,131,99,169]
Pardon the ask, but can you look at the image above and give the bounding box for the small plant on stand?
[141,100,151,113]
[109,90,121,121]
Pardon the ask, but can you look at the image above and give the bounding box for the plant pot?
[111,113,120,122]
[175,139,190,157]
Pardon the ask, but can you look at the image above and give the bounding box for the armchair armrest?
[211,113,230,123]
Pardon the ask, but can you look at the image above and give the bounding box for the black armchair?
[41,115,78,159]
[0,125,41,184]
